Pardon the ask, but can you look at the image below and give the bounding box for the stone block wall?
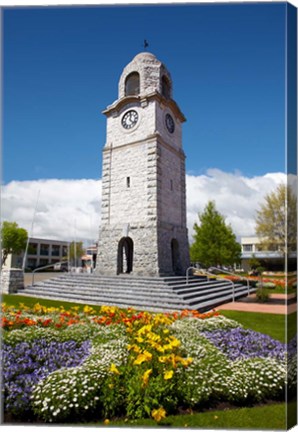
[96,223,159,276]
[1,268,24,294]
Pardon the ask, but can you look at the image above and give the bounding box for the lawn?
[220,310,297,343]
[1,294,296,428]
[105,402,292,429]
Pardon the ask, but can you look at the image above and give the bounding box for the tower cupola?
[118,52,173,100]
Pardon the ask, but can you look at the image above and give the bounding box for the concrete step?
[19,289,187,312]
[23,284,184,303]
[20,273,255,313]
[185,285,252,304]
[176,282,250,299]
[189,288,257,312]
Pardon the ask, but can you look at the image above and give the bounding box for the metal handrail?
[31,261,69,286]
[186,266,236,302]
[186,266,199,284]
[208,267,251,295]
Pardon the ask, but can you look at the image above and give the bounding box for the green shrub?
[256,288,270,302]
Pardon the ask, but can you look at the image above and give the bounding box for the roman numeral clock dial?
[122,110,139,129]
[165,113,175,133]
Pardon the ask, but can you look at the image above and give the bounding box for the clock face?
[122,110,139,130]
[165,113,175,133]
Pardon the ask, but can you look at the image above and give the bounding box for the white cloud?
[1,179,101,244]
[186,169,286,241]
[1,171,286,244]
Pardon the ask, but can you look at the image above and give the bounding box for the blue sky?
[3,2,288,183]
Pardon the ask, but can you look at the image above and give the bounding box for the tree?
[255,183,297,254]
[68,241,85,266]
[248,254,261,270]
[1,221,28,268]
[190,201,242,268]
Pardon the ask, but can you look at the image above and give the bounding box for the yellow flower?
[180,357,193,367]
[110,363,120,375]
[137,324,152,335]
[127,344,141,353]
[142,368,152,386]
[151,407,167,422]
[83,305,95,315]
[168,336,181,348]
[164,370,174,380]
[147,331,161,342]
[133,351,152,365]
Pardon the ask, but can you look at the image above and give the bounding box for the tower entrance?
[171,239,181,276]
[117,237,134,274]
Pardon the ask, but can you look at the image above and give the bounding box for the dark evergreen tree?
[190,201,241,268]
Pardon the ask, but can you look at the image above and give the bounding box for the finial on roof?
[143,39,149,50]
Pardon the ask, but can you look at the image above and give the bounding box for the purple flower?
[201,327,286,361]
[2,339,91,417]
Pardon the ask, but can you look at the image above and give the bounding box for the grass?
[86,402,291,429]
[220,310,297,343]
[1,294,104,314]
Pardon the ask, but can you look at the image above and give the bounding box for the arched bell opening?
[117,237,134,275]
[125,72,140,96]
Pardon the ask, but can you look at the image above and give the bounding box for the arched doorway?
[117,237,134,274]
[171,239,181,276]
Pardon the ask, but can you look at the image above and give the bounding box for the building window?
[51,245,60,257]
[125,72,140,96]
[28,243,38,255]
[62,246,68,257]
[40,244,49,256]
[27,258,37,269]
[243,244,253,252]
[126,177,131,188]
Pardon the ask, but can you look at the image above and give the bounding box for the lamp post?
[22,190,40,272]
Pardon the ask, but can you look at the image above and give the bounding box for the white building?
[3,237,69,270]
[241,236,295,271]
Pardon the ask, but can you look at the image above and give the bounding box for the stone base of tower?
[95,223,190,277]
[157,222,190,276]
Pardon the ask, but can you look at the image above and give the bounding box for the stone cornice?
[103,132,186,161]
[102,92,186,123]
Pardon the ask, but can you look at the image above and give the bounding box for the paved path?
[216,294,296,315]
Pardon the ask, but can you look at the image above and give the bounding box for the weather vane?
[143,39,149,50]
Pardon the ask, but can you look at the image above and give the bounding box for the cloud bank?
[2,170,286,244]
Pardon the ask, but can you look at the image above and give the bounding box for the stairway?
[18,274,255,313]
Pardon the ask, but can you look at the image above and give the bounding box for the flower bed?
[1,302,295,424]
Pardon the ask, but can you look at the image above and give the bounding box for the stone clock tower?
[95,52,190,277]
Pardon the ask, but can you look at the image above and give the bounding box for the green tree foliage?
[255,183,297,254]
[69,241,85,266]
[190,201,242,268]
[1,221,28,268]
[248,254,261,270]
